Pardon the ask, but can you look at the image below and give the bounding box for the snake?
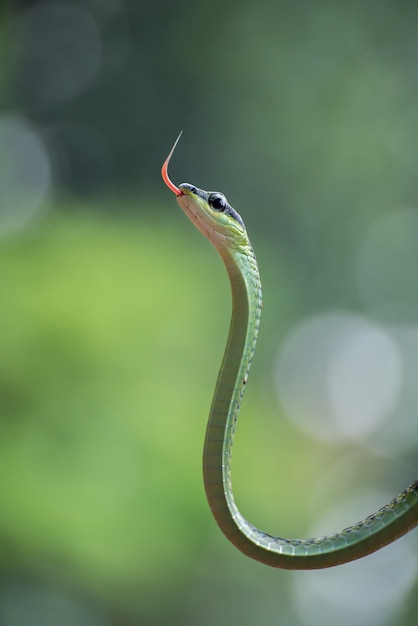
[161,132,418,569]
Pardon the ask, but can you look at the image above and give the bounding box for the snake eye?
[209,193,227,212]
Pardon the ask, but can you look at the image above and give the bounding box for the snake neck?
[203,241,262,516]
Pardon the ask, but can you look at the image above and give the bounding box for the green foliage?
[0,209,205,583]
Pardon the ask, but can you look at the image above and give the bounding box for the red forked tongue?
[161,131,184,196]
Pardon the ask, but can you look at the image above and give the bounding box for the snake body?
[162,135,418,569]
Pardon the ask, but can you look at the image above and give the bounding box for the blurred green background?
[1,1,418,624]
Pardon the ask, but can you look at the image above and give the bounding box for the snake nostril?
[178,183,197,194]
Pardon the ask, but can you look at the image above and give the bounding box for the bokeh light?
[371,326,418,455]
[14,2,102,112]
[0,114,51,234]
[274,313,402,443]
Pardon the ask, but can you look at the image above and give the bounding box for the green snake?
[161,133,418,569]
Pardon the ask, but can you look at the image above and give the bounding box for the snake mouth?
[177,183,204,199]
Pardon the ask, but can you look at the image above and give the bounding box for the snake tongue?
[162,132,184,196]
